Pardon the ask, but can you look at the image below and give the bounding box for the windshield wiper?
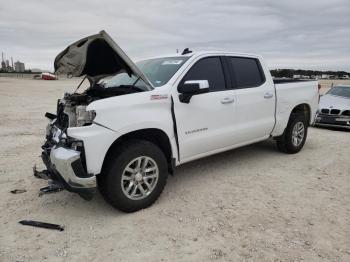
[86,84,144,98]
[118,85,145,91]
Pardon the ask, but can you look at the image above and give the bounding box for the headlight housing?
[76,106,96,126]
[342,110,350,116]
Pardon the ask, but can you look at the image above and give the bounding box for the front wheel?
[276,113,308,154]
[98,140,168,212]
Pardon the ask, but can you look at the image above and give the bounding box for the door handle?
[221,97,234,104]
[264,92,273,99]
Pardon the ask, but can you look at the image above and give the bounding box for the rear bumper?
[315,114,350,129]
[41,145,96,198]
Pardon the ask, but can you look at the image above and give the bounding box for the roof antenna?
[181,48,192,55]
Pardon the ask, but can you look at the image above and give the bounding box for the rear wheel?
[98,140,168,212]
[276,113,308,154]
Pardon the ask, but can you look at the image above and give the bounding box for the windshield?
[101,57,189,89]
[327,86,350,98]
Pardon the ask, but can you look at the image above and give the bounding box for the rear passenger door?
[173,56,237,161]
[227,56,275,142]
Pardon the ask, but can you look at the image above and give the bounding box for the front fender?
[67,124,121,175]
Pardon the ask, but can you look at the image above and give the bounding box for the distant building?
[339,75,350,79]
[1,52,6,69]
[14,61,25,72]
[4,59,14,72]
[293,74,301,79]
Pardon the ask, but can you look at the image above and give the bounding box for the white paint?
[67,51,318,175]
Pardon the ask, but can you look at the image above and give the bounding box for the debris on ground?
[10,189,27,194]
[39,183,64,197]
[33,165,49,180]
[19,220,65,231]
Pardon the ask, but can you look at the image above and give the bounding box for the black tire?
[276,113,308,154]
[98,139,168,213]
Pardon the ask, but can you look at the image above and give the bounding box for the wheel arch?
[101,128,175,176]
[273,102,311,139]
[290,103,311,124]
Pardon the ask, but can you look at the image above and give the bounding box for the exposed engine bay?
[55,83,143,129]
[50,30,153,130]
[34,30,156,201]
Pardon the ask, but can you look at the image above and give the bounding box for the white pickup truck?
[35,31,319,212]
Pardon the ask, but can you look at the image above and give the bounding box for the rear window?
[229,57,265,88]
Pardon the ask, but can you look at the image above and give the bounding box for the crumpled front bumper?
[40,145,96,199]
[37,121,97,199]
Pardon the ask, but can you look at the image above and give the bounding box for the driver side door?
[172,56,237,162]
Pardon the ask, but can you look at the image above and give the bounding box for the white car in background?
[315,85,350,129]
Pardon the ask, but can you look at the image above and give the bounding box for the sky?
[1,0,350,71]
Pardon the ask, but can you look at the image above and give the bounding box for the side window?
[229,57,265,88]
[181,57,226,91]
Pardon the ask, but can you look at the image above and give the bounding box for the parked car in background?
[33,72,58,80]
[315,85,350,129]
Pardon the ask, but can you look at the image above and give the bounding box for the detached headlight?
[76,105,96,127]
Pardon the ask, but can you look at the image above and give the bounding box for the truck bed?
[272,80,319,136]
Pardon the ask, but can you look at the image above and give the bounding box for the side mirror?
[178,80,209,103]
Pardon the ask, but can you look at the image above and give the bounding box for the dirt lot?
[0,77,349,262]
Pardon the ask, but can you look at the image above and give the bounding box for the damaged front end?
[37,84,146,199]
[35,30,154,200]
[35,116,96,200]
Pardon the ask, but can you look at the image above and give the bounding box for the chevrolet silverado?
[35,31,319,212]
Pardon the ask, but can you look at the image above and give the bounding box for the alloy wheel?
[121,156,159,200]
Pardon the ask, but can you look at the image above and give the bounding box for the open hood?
[54,30,153,89]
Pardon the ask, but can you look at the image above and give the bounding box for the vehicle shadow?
[167,139,279,186]
[48,139,280,216]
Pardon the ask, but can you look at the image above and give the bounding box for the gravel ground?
[0,77,349,262]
